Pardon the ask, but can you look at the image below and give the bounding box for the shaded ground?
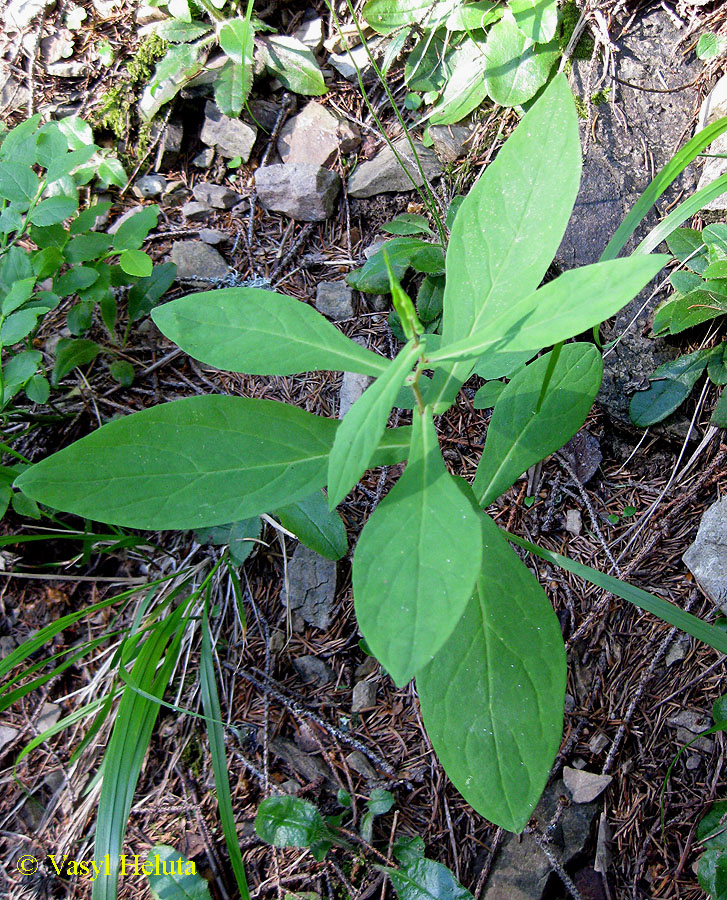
[1,1,727,899]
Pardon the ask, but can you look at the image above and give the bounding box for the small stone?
[270,736,333,785]
[5,0,55,30]
[355,656,378,680]
[193,148,215,168]
[0,635,16,658]
[696,74,727,211]
[192,182,242,210]
[340,371,373,418]
[154,119,183,170]
[43,770,64,793]
[348,137,442,198]
[161,180,188,208]
[564,693,576,714]
[293,655,334,687]
[170,241,229,285]
[346,750,377,780]
[45,61,85,78]
[364,239,388,259]
[270,629,286,654]
[571,757,588,770]
[588,732,609,755]
[91,0,121,16]
[565,509,582,536]
[133,174,166,200]
[329,40,383,82]
[428,124,472,163]
[668,710,715,753]
[135,3,165,24]
[352,680,376,712]
[201,101,257,161]
[198,228,228,246]
[686,754,701,771]
[294,15,324,52]
[315,282,354,320]
[561,431,602,485]
[40,30,74,65]
[107,206,145,235]
[37,702,61,733]
[683,496,727,610]
[563,767,613,803]
[0,724,18,752]
[278,101,360,167]
[248,98,284,132]
[665,635,689,666]
[283,543,337,630]
[255,163,341,222]
[0,68,30,113]
[281,778,301,795]
[181,201,210,222]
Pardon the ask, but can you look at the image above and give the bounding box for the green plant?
[0,114,176,418]
[629,224,727,428]
[697,33,727,62]
[139,0,326,122]
[255,791,474,899]
[14,74,727,846]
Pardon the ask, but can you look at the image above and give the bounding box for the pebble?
[563,767,613,804]
[339,371,373,418]
[348,137,442,198]
[255,163,341,222]
[278,101,360,167]
[192,182,242,210]
[193,148,215,168]
[200,100,257,161]
[181,201,210,222]
[293,655,334,687]
[170,240,229,285]
[315,282,354,320]
[133,174,166,200]
[351,680,376,712]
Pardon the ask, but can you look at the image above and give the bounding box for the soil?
[1,2,727,900]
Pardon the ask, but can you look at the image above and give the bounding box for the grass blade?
[200,598,251,900]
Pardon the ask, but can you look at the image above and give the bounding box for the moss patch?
[560,1,596,61]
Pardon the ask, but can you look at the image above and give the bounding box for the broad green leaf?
[16,397,339,530]
[363,0,434,33]
[145,845,212,900]
[199,607,250,899]
[154,19,213,42]
[1,309,40,345]
[510,0,558,44]
[663,289,727,334]
[57,116,94,150]
[705,260,727,279]
[699,801,727,851]
[353,408,483,685]
[70,201,112,234]
[152,287,388,377]
[119,249,153,277]
[109,360,134,387]
[255,796,333,861]
[472,380,505,409]
[0,163,39,207]
[45,145,98,184]
[0,207,23,235]
[219,16,254,64]
[473,344,603,506]
[383,214,432,236]
[259,36,326,96]
[428,256,668,367]
[381,856,474,900]
[214,60,249,118]
[697,33,727,61]
[1,277,36,315]
[405,31,448,93]
[417,510,565,832]
[698,849,727,899]
[347,238,445,293]
[0,115,42,165]
[275,491,347,560]
[427,38,488,126]
[629,348,711,427]
[416,275,444,325]
[216,17,255,116]
[26,372,49,403]
[483,17,559,107]
[705,224,727,254]
[67,301,94,335]
[448,1,502,31]
[28,195,78,226]
[473,348,530,379]
[111,205,159,252]
[666,228,709,274]
[55,265,99,296]
[429,74,580,411]
[64,232,113,263]
[708,343,727,385]
[51,338,101,385]
[2,350,42,405]
[128,262,176,323]
[328,342,421,508]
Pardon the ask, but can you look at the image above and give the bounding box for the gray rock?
[684,496,727,610]
[429,124,472,163]
[561,431,602,484]
[278,101,360,167]
[46,61,85,78]
[200,101,257,161]
[0,68,30,113]
[37,702,61,733]
[283,543,337,630]
[339,371,373,418]
[0,635,16,658]
[555,9,698,425]
[153,118,183,170]
[588,732,609,755]
[193,148,215,168]
[133,174,166,200]
[293,655,334,686]
[565,509,582,536]
[198,228,228,246]
[5,0,54,30]
[40,30,74,64]
[665,635,690,666]
[294,15,324,52]
[161,180,188,208]
[483,779,599,900]
[192,182,242,210]
[668,710,715,753]
[170,241,229,285]
[352,680,376,712]
[348,136,442,198]
[135,3,165,24]
[563,767,612,803]
[0,724,18,753]
[181,201,210,222]
[270,736,333,785]
[346,750,377,780]
[248,98,284,133]
[281,778,301,794]
[696,74,727,211]
[316,282,354,320]
[255,163,341,221]
[355,656,378,680]
[329,40,383,82]
[686,754,701,771]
